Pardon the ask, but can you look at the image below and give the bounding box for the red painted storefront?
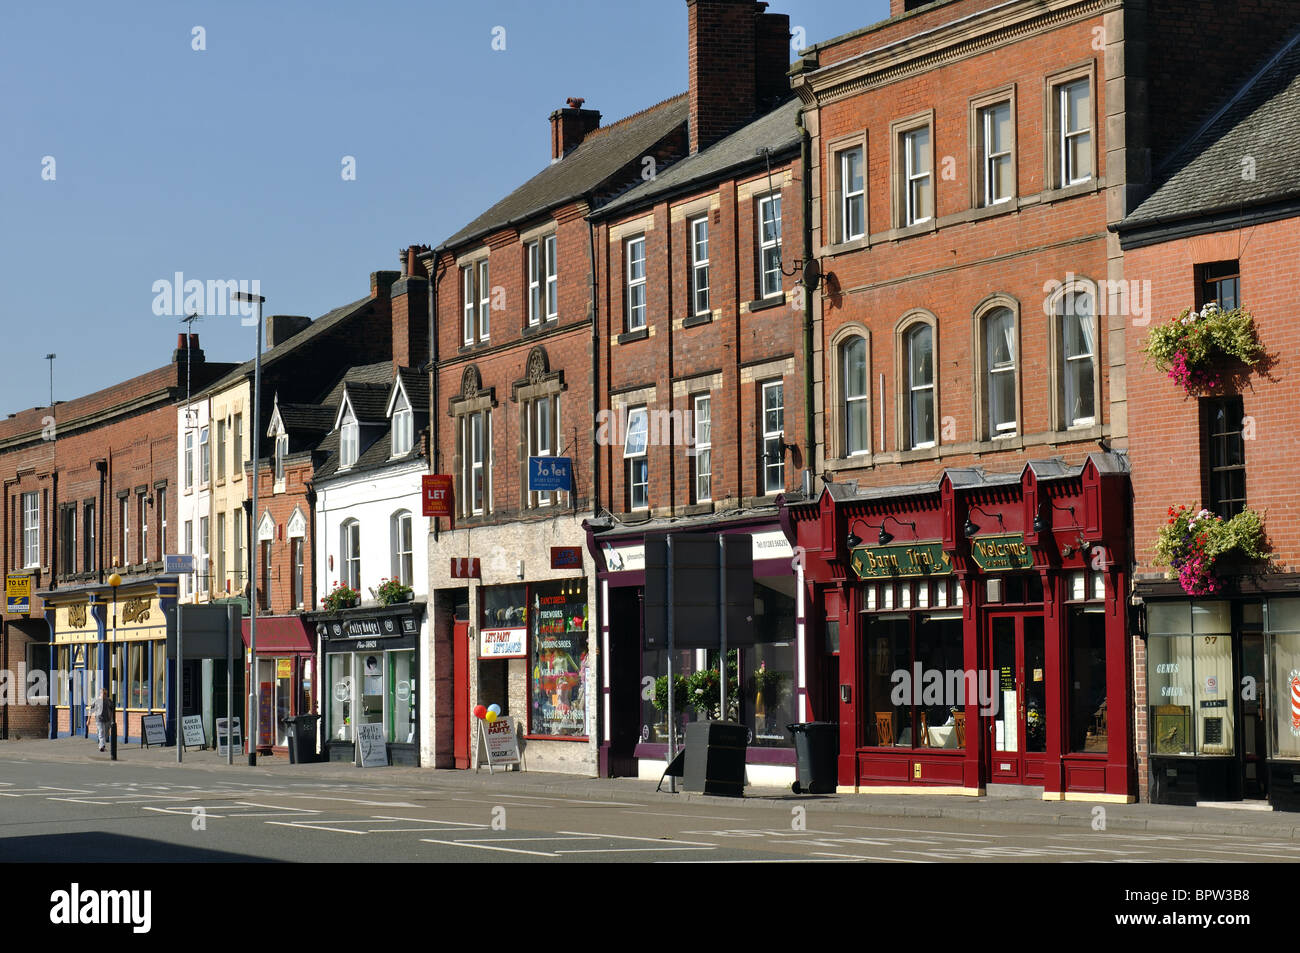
[783,454,1135,800]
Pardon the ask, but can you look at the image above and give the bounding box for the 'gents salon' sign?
[968,534,1034,572]
[850,542,953,580]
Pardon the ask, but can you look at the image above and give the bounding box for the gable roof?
[594,98,803,219]
[436,94,689,251]
[1121,32,1300,234]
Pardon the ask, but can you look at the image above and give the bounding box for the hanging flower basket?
[1153,505,1269,595]
[373,577,414,606]
[1141,303,1264,395]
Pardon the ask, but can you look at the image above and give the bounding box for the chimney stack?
[172,333,205,364]
[688,0,791,154]
[265,315,312,349]
[391,245,430,375]
[549,98,602,161]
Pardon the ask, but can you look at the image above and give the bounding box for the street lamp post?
[108,572,121,762]
[233,289,264,766]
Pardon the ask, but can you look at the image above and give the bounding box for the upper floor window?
[1203,396,1246,520]
[761,381,786,494]
[527,395,560,508]
[842,336,869,456]
[22,491,39,568]
[905,323,935,449]
[900,125,933,226]
[392,390,413,457]
[1055,77,1092,187]
[391,510,413,587]
[693,394,712,503]
[527,235,559,326]
[138,492,149,564]
[758,194,783,298]
[1198,261,1240,310]
[984,307,1017,437]
[156,487,167,558]
[690,217,710,317]
[233,413,244,477]
[978,100,1014,206]
[274,430,289,484]
[624,406,649,510]
[83,501,96,573]
[462,260,491,345]
[184,431,194,490]
[215,512,226,593]
[199,426,210,484]
[341,519,361,591]
[216,419,227,480]
[626,236,647,330]
[461,410,490,517]
[339,410,359,469]
[59,505,76,577]
[119,495,130,567]
[291,536,305,609]
[838,146,865,243]
[1057,289,1096,428]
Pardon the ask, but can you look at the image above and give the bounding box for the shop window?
[127,643,147,710]
[1146,601,1233,756]
[329,654,353,742]
[863,611,965,748]
[387,650,416,744]
[1067,607,1107,753]
[528,580,588,738]
[153,642,167,711]
[1202,396,1246,519]
[1266,598,1300,759]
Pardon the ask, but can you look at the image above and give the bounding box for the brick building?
[781,0,1300,802]
[583,0,804,783]
[0,335,235,743]
[1118,32,1300,807]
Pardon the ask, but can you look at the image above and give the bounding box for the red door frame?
[985,611,1048,785]
[453,619,470,768]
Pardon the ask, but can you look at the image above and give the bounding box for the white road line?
[624,811,744,821]
[265,821,368,835]
[832,824,1002,839]
[278,796,419,807]
[555,847,717,854]
[811,851,928,862]
[419,838,558,857]
[493,794,638,807]
[557,830,717,846]
[369,815,489,828]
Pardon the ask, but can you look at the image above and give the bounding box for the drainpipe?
[587,218,601,511]
[428,254,445,542]
[95,460,107,584]
[797,109,816,488]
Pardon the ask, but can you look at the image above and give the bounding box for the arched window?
[1056,287,1096,428]
[904,323,935,449]
[842,336,869,456]
[984,307,1017,437]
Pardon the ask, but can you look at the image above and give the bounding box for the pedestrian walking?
[88,688,114,752]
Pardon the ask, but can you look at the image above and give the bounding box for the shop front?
[1140,590,1300,809]
[784,454,1134,801]
[241,615,316,756]
[313,602,424,766]
[44,579,177,745]
[586,511,801,786]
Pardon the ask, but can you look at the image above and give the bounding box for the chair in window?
[874,711,894,747]
[953,710,967,748]
[918,710,930,747]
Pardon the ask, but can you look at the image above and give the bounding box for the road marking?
[280,795,420,808]
[557,830,716,847]
[419,838,559,857]
[624,811,744,821]
[555,847,716,854]
[493,793,638,807]
[832,824,1003,840]
[811,852,926,862]
[266,821,369,835]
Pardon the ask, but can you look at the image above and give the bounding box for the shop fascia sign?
[324,615,417,641]
[850,541,953,580]
[967,533,1034,572]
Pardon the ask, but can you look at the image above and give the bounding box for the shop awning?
[241,616,314,653]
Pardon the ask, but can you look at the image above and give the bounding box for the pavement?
[5,735,1300,840]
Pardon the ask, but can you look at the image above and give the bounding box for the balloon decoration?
[485,710,498,723]
[488,704,501,716]
[473,704,487,720]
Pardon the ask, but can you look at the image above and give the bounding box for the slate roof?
[1122,33,1300,232]
[306,362,427,483]
[436,94,690,251]
[341,383,391,425]
[594,98,803,218]
[275,403,335,434]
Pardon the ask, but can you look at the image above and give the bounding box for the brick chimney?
[371,270,401,300]
[265,315,312,348]
[391,244,430,374]
[549,98,602,161]
[688,0,791,154]
[172,333,205,364]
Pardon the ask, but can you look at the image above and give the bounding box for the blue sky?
[1,0,888,414]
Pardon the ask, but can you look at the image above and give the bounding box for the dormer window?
[340,409,359,469]
[274,431,288,484]
[392,390,413,457]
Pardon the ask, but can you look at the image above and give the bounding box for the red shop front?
[241,615,316,755]
[782,454,1135,801]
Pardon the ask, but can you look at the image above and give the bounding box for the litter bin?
[787,722,839,794]
[283,714,322,764]
[682,721,748,797]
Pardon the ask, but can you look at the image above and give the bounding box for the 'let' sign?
[423,475,454,518]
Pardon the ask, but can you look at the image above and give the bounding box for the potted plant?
[1141,302,1264,395]
[752,660,784,716]
[321,581,361,611]
[373,577,414,606]
[1153,505,1269,595]
[650,674,689,741]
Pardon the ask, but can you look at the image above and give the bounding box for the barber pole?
[1290,671,1300,735]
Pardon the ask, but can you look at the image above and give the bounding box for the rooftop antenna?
[44,353,56,409]
[181,313,201,427]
